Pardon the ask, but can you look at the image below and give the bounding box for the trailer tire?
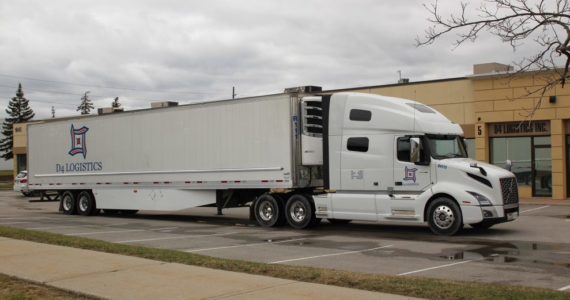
[254,194,283,227]
[427,197,463,236]
[61,191,76,215]
[77,191,96,216]
[285,194,316,229]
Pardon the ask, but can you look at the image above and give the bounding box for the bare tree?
[418,0,570,117]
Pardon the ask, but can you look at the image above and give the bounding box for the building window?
[491,136,551,196]
[16,154,27,173]
[347,137,369,152]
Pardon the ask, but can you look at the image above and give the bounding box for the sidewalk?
[0,237,418,300]
[520,197,570,206]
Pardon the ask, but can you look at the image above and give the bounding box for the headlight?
[467,191,492,206]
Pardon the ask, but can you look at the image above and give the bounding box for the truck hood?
[439,158,514,179]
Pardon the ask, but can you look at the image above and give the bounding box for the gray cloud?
[0,0,542,119]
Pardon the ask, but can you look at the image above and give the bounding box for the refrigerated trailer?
[27,86,519,235]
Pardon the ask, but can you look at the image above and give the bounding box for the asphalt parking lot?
[1,190,569,292]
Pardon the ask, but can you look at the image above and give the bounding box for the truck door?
[392,136,432,192]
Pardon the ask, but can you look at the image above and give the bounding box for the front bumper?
[477,204,519,225]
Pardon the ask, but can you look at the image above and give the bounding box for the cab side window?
[397,137,411,162]
[347,137,369,152]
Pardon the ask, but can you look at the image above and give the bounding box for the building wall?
[13,123,30,178]
[472,73,569,199]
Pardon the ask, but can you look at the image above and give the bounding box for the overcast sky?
[0,0,540,119]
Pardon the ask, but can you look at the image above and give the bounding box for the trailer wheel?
[61,191,76,215]
[427,197,463,236]
[285,194,316,229]
[254,194,284,227]
[77,191,96,216]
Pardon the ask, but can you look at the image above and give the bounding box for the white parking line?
[520,205,550,214]
[66,229,148,236]
[26,223,134,230]
[559,284,570,291]
[0,217,52,220]
[269,245,393,264]
[0,221,33,225]
[66,227,177,236]
[398,260,473,276]
[117,231,238,243]
[186,238,308,252]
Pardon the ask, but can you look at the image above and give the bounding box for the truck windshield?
[426,135,467,159]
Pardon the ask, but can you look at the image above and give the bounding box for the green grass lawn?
[0,273,96,300]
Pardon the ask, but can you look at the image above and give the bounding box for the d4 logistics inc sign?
[56,124,103,173]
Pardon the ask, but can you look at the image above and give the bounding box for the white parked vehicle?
[13,170,36,197]
[26,87,519,235]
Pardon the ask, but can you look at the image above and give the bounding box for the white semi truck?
[27,86,519,235]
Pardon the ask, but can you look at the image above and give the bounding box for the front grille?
[500,177,519,205]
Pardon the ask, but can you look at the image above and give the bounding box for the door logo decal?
[403,166,418,183]
[68,124,89,159]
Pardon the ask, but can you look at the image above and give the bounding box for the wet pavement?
[0,191,569,292]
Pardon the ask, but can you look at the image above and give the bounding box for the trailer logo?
[68,124,89,159]
[403,166,418,183]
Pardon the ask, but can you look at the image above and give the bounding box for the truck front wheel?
[254,194,284,227]
[285,194,316,229]
[427,197,463,236]
[61,191,76,215]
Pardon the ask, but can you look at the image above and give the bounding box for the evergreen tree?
[51,106,55,118]
[0,83,35,160]
[112,97,121,108]
[77,91,94,115]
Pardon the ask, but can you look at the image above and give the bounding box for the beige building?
[13,63,570,200]
[12,122,30,177]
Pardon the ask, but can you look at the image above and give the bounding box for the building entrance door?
[532,137,551,197]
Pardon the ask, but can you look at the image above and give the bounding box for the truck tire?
[427,197,463,236]
[285,194,316,229]
[254,194,284,227]
[61,191,76,215]
[77,191,96,216]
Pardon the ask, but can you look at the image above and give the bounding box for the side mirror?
[505,159,512,171]
[410,137,421,163]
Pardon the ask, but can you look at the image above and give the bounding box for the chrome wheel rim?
[290,201,306,223]
[259,201,274,221]
[433,205,455,229]
[78,195,89,212]
[63,195,73,211]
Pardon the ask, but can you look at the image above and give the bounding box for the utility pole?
[232,86,237,99]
